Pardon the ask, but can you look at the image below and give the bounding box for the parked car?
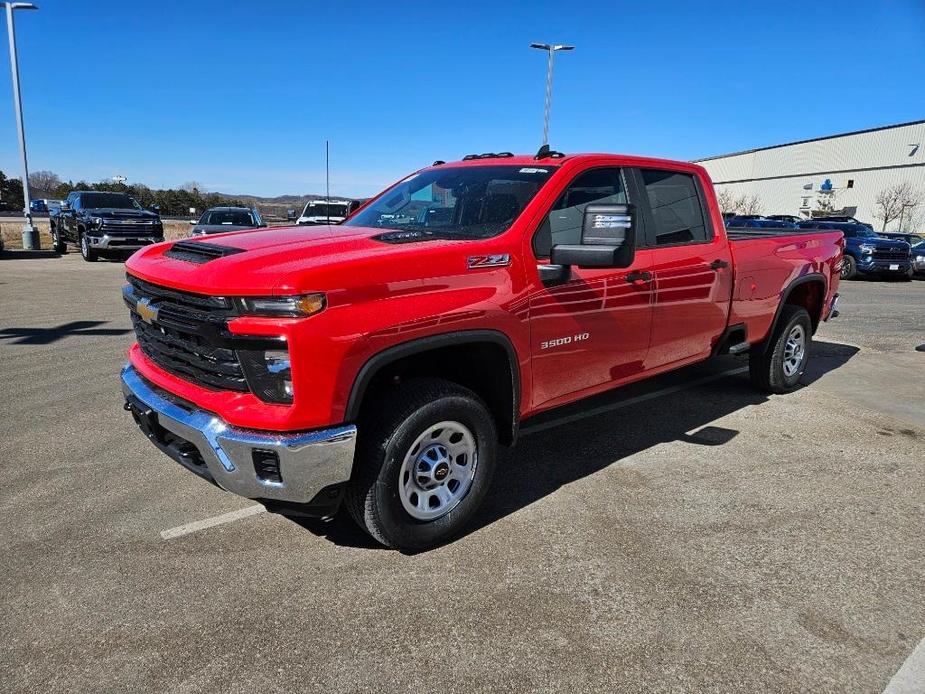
[910,241,925,277]
[296,199,356,225]
[49,190,164,261]
[726,216,797,229]
[120,151,843,551]
[29,199,48,214]
[189,206,266,236]
[878,231,924,246]
[798,220,911,280]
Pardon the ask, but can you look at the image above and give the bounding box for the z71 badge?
[467,254,511,269]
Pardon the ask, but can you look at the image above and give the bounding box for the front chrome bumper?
[89,234,162,250]
[121,364,357,505]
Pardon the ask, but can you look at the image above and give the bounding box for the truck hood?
[125,224,479,296]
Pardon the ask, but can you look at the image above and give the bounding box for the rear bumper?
[89,234,163,250]
[121,364,357,508]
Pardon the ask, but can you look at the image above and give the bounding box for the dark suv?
[798,220,912,280]
[50,191,164,262]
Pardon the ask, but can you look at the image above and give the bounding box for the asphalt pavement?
[1,253,923,693]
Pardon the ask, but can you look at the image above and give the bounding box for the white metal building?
[694,120,925,230]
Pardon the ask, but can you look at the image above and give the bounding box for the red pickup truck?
[121,151,843,550]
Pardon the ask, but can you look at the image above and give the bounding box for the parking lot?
[1,253,923,693]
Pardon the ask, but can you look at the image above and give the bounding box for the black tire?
[345,378,498,552]
[840,255,857,280]
[749,305,812,394]
[51,225,67,254]
[79,231,97,262]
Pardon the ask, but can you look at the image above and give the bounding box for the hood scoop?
[373,229,442,244]
[164,240,246,264]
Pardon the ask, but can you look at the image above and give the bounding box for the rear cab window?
[636,168,712,247]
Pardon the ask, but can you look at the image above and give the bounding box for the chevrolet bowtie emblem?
[136,297,159,324]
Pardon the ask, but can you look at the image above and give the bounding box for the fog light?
[239,348,293,404]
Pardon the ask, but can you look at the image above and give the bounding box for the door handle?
[625,270,652,283]
[709,259,729,270]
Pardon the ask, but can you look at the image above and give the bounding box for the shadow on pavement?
[0,320,132,345]
[0,249,60,260]
[295,340,859,550]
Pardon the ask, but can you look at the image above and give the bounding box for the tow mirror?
[549,203,636,269]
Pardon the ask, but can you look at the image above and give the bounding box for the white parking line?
[882,636,925,694]
[160,504,266,540]
[520,367,748,436]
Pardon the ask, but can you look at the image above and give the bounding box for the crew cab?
[50,191,164,261]
[120,151,843,551]
[798,220,911,280]
[296,199,356,225]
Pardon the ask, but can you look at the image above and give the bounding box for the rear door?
[527,165,655,408]
[632,167,733,368]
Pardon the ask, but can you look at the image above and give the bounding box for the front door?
[632,168,733,368]
[527,166,654,408]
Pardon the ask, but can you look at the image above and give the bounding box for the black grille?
[873,249,910,261]
[164,240,246,264]
[126,276,247,392]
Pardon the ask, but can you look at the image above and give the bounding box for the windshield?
[303,203,349,218]
[80,193,143,210]
[200,210,255,226]
[343,165,555,238]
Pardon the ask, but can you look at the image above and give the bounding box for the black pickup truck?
[50,191,164,261]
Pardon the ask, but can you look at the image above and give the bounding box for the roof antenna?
[535,144,551,160]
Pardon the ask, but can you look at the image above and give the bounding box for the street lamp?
[3,2,39,250]
[529,42,574,146]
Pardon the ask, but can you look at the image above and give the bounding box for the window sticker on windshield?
[519,167,548,174]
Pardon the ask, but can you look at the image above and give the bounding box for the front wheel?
[749,305,812,394]
[79,232,97,262]
[346,378,498,551]
[840,255,857,280]
[51,225,67,254]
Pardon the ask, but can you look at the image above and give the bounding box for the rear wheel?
[840,255,857,280]
[346,378,498,551]
[749,305,812,394]
[79,232,97,262]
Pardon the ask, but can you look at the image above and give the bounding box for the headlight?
[235,293,326,317]
[238,348,293,404]
[917,255,924,262]
[858,244,876,254]
[91,217,103,230]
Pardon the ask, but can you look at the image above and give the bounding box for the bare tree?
[182,181,204,195]
[28,170,61,194]
[740,194,763,216]
[873,182,923,231]
[716,188,737,214]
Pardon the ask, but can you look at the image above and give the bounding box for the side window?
[640,169,709,246]
[533,167,626,258]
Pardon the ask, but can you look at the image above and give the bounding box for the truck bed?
[727,228,843,346]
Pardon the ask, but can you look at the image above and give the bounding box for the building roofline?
[692,119,925,163]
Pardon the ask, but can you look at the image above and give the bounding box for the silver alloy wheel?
[782,324,806,377]
[840,262,849,279]
[80,234,88,256]
[398,420,477,521]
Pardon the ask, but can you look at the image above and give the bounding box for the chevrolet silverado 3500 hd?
[121,151,843,550]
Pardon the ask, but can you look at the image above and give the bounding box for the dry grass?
[1,218,293,249]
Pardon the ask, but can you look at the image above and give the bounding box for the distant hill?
[210,192,362,219]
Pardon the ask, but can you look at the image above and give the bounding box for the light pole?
[3,2,39,250]
[529,42,574,146]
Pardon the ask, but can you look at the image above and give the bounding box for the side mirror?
[549,203,636,269]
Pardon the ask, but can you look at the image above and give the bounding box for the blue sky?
[1,0,923,197]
